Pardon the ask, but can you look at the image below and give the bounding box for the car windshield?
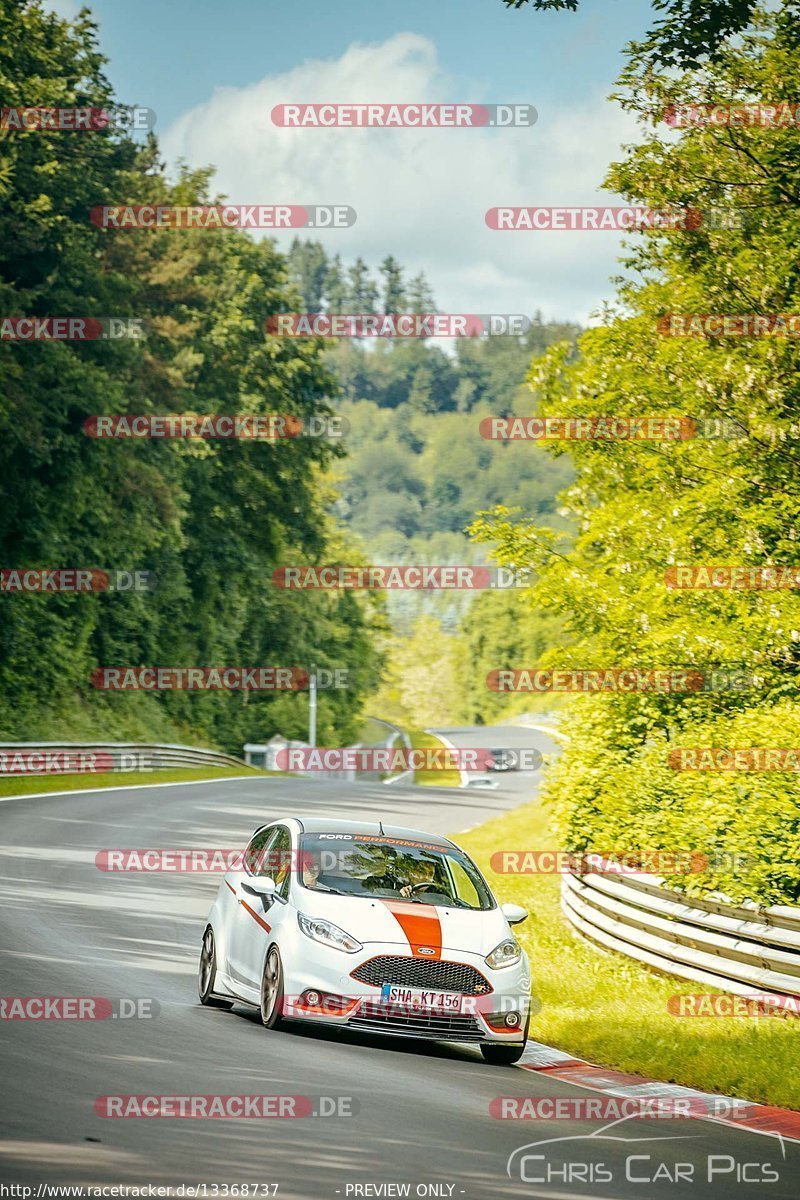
[297,833,494,910]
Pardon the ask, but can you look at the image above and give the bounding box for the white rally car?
[198,816,532,1064]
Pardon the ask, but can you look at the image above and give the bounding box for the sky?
[50,0,656,323]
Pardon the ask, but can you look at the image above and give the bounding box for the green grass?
[455,797,799,1111]
[0,764,271,798]
[407,728,463,788]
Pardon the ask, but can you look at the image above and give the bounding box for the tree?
[286,239,328,310]
[503,0,760,69]
[0,0,383,751]
[323,253,349,312]
[472,1,800,904]
[407,366,435,414]
[407,271,436,314]
[347,257,379,311]
[379,255,406,313]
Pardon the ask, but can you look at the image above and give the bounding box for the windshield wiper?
[314,883,345,895]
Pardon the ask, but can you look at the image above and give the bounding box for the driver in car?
[400,859,437,897]
[301,853,323,889]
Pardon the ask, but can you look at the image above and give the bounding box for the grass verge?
[0,765,270,799]
[455,796,799,1111]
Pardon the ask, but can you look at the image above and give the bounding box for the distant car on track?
[485,749,518,771]
[199,816,531,1064]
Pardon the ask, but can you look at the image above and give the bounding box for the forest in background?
[0,5,576,751]
[0,3,386,753]
[285,241,579,719]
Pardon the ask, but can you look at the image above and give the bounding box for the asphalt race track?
[0,725,797,1199]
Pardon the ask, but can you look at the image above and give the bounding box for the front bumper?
[280,936,532,1044]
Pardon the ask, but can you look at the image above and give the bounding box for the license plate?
[380,984,463,1012]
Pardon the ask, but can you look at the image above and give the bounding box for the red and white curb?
[517,1040,800,1144]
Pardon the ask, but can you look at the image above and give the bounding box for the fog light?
[505,1012,521,1028]
[305,990,321,1006]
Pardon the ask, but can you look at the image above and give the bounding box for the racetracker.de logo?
[90,205,355,229]
[668,993,800,1018]
[273,746,527,772]
[271,103,537,127]
[485,207,700,231]
[0,750,146,775]
[665,565,800,589]
[272,565,532,589]
[487,851,744,874]
[83,414,346,440]
[94,1095,358,1118]
[668,747,800,771]
[491,1096,755,1119]
[480,416,694,441]
[96,848,286,872]
[0,996,158,1019]
[486,668,754,693]
[265,313,531,337]
[1,317,146,340]
[658,314,800,337]
[663,102,800,127]
[1,568,156,593]
[91,667,310,690]
[1,105,156,131]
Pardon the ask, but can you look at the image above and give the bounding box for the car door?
[228,824,294,991]
[224,823,278,990]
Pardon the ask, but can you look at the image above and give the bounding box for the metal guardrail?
[561,864,800,998]
[0,741,249,775]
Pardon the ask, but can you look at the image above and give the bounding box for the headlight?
[298,912,362,953]
[485,936,522,969]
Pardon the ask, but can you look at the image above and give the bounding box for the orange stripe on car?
[227,880,271,933]
[381,900,442,959]
[239,897,271,934]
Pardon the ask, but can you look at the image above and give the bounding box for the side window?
[270,828,293,896]
[244,826,277,876]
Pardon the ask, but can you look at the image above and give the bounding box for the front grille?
[351,955,491,995]
[349,1004,485,1041]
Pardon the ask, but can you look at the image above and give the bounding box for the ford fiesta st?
[198,816,531,1064]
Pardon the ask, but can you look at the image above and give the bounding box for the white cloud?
[162,33,642,324]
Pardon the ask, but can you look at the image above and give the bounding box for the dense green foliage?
[335,397,573,544]
[0,0,383,752]
[460,800,800,1108]
[503,0,761,69]
[473,2,800,904]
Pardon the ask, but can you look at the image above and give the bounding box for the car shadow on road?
[230,1000,484,1066]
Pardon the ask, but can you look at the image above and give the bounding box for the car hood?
[295,892,511,956]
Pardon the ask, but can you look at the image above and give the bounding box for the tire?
[260,946,286,1029]
[480,1041,526,1065]
[198,927,234,1009]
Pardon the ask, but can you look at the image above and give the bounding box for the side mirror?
[242,878,277,910]
[501,902,528,925]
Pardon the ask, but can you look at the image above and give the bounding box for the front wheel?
[480,1041,526,1065]
[198,927,234,1009]
[260,946,286,1029]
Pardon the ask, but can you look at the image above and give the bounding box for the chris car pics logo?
[507,1116,785,1187]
